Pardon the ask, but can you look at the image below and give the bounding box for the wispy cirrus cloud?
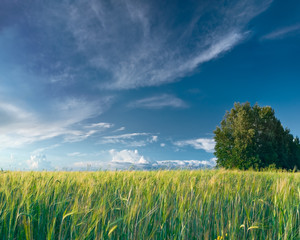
[102,133,150,141]
[84,122,113,129]
[0,98,113,149]
[261,24,300,40]
[8,0,272,90]
[174,138,216,153]
[100,133,158,147]
[128,94,188,109]
[113,127,126,132]
[67,0,272,89]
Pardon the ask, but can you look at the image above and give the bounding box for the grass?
[0,170,299,239]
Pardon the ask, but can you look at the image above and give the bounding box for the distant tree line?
[214,102,300,170]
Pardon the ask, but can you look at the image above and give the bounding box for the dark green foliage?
[214,102,300,170]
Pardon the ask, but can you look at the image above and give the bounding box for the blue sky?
[0,0,300,170]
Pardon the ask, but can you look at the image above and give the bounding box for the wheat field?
[0,170,299,239]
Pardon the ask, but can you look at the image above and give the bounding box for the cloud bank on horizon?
[72,149,217,171]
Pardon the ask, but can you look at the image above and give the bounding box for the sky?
[0,0,300,170]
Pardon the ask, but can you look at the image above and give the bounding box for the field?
[0,170,299,240]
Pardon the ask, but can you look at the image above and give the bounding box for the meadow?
[0,170,299,240]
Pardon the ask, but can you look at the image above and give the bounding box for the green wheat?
[0,170,299,239]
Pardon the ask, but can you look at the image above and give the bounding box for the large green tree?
[214,102,300,170]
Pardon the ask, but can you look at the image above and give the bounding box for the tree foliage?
[214,102,300,170]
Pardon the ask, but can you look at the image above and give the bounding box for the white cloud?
[154,158,216,169]
[109,149,149,164]
[69,151,217,170]
[0,102,33,124]
[177,32,243,72]
[61,0,272,89]
[151,136,158,142]
[101,133,149,144]
[108,149,216,170]
[210,157,217,164]
[0,98,113,149]
[0,0,273,111]
[84,122,113,129]
[63,130,97,143]
[103,133,149,140]
[67,152,87,157]
[174,138,216,153]
[125,141,148,147]
[113,127,126,132]
[101,132,157,147]
[128,94,188,109]
[261,24,300,40]
[27,154,53,170]
[53,97,113,126]
[160,143,166,147]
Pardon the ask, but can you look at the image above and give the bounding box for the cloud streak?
[101,133,158,147]
[128,94,188,109]
[0,98,113,149]
[174,138,216,153]
[261,24,300,40]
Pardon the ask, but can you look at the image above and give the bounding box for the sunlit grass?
[0,170,299,239]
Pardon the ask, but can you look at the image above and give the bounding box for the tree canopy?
[214,102,300,170]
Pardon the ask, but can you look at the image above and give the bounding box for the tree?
[214,102,300,170]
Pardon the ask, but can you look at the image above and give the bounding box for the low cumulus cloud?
[108,149,153,170]
[154,158,216,169]
[108,149,216,170]
[174,138,216,153]
[110,149,149,164]
[69,149,217,170]
[27,154,53,170]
